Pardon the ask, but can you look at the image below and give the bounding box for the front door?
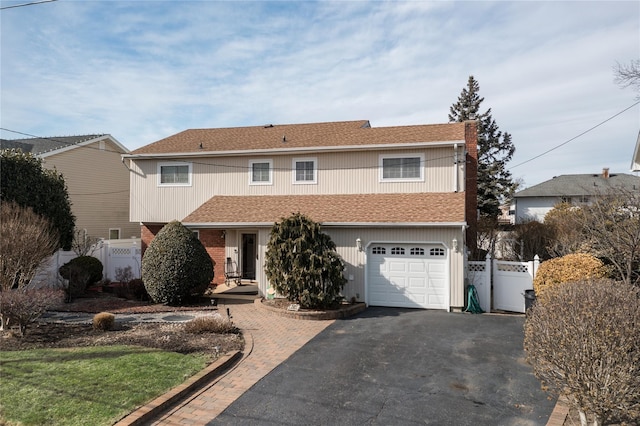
[241,233,257,280]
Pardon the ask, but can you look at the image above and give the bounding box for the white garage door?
[367,243,448,310]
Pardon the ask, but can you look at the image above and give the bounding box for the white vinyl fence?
[466,254,540,314]
[31,238,141,288]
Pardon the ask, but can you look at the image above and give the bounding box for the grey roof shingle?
[0,135,106,155]
[514,172,640,198]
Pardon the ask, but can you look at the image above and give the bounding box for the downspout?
[453,143,459,192]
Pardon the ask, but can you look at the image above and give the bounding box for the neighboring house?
[125,120,478,311]
[632,130,640,172]
[0,134,139,240]
[511,168,640,223]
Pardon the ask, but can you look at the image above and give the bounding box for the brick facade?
[140,223,225,286]
[464,120,478,252]
[198,229,226,286]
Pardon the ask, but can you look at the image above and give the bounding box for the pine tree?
[449,76,517,218]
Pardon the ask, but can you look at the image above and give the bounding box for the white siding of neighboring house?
[513,196,560,223]
[129,146,462,223]
[43,140,140,239]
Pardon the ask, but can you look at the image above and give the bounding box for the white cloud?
[1,0,638,187]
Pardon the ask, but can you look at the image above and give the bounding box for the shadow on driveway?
[210,308,554,425]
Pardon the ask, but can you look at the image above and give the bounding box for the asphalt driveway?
[210,308,555,425]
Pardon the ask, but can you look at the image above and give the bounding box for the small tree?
[0,288,64,336]
[70,229,101,256]
[577,187,640,285]
[0,201,59,291]
[265,213,347,309]
[141,221,213,305]
[525,279,640,425]
[544,202,586,257]
[614,59,640,99]
[0,149,75,250]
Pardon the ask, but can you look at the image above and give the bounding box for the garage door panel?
[368,243,448,310]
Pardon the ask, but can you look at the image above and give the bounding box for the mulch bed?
[0,291,242,357]
[49,290,219,314]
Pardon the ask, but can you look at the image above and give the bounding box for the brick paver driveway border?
[148,300,334,425]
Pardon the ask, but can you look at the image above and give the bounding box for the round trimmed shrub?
[142,221,214,305]
[533,253,607,301]
[58,256,103,286]
[93,312,115,331]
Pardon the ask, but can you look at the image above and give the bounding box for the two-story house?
[511,168,640,223]
[1,134,139,240]
[125,120,478,311]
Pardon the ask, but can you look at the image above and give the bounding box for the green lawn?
[0,345,208,426]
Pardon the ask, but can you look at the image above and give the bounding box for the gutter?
[182,221,468,229]
[123,140,465,160]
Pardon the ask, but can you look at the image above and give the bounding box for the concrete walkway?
[148,300,334,425]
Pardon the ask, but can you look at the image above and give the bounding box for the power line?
[510,100,640,170]
[0,0,57,10]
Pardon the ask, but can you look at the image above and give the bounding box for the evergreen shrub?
[59,256,103,286]
[141,221,213,305]
[532,253,606,302]
[265,213,346,309]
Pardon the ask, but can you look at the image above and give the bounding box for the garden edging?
[255,298,366,320]
[113,350,241,426]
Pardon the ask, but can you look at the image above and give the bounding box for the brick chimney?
[602,168,610,179]
[464,120,478,252]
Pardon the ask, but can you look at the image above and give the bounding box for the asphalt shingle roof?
[0,135,106,155]
[182,193,466,225]
[131,120,466,155]
[514,172,640,197]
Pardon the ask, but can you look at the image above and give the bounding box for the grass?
[0,345,208,426]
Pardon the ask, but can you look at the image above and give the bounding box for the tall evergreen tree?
[449,75,517,218]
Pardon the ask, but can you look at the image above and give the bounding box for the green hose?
[465,284,484,314]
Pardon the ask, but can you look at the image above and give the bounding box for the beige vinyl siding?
[43,140,139,239]
[219,226,465,310]
[130,146,461,222]
[324,227,465,310]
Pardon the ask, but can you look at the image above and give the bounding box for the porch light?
[221,230,226,239]
[356,238,362,252]
[452,238,458,252]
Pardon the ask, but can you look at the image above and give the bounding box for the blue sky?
[1,0,638,188]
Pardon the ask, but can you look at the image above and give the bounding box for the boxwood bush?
[59,256,103,287]
[142,221,213,305]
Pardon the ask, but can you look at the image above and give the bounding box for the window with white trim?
[379,154,424,182]
[109,228,121,239]
[249,159,273,185]
[292,157,317,184]
[410,247,425,256]
[391,247,405,255]
[158,162,192,186]
[372,246,386,255]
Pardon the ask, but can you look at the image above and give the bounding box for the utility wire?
[510,100,640,170]
[1,127,460,172]
[0,0,56,10]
